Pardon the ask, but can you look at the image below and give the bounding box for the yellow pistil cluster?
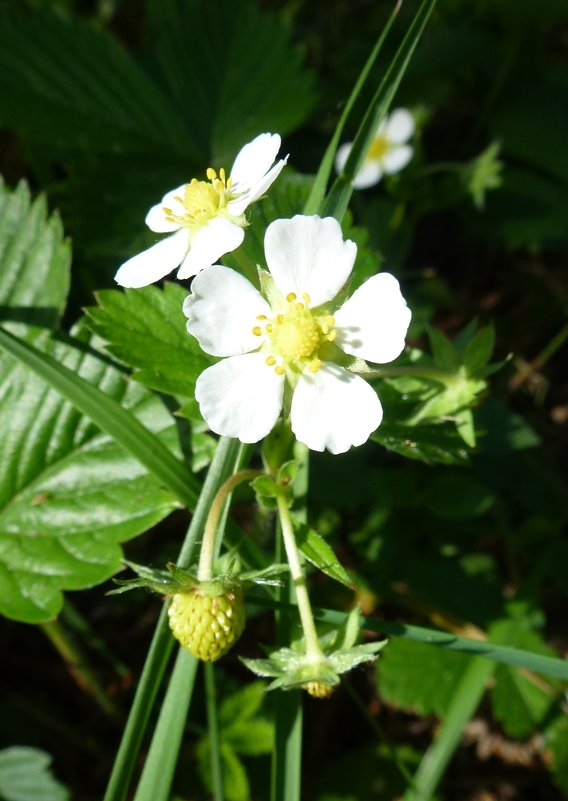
[367,135,390,161]
[163,168,237,230]
[252,292,336,376]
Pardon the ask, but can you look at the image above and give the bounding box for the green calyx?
[242,607,387,692]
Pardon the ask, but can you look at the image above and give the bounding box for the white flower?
[183,215,411,454]
[114,133,288,288]
[335,108,415,190]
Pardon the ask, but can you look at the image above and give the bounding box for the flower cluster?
[112,129,414,688]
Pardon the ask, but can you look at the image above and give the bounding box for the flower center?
[367,134,389,162]
[163,168,236,230]
[252,293,336,376]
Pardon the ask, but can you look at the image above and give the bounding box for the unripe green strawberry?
[303,680,336,699]
[168,582,245,662]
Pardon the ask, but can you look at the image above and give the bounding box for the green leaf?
[421,474,495,520]
[378,638,471,716]
[0,747,69,801]
[463,325,495,374]
[294,522,354,589]
[145,0,316,162]
[0,6,194,158]
[427,325,458,371]
[0,324,200,512]
[490,619,562,739]
[225,720,274,757]
[0,325,180,623]
[546,714,568,797]
[474,398,541,453]
[0,179,70,334]
[372,421,470,465]
[196,740,250,801]
[86,283,211,399]
[218,681,265,728]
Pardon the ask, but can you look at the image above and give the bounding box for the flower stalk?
[197,468,263,581]
[275,491,323,662]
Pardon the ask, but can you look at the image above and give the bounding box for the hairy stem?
[275,492,322,660]
[197,469,262,581]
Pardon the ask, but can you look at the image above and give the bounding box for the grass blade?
[323,0,437,222]
[133,649,199,801]
[303,1,402,216]
[403,657,494,800]
[249,598,568,681]
[0,325,199,508]
[205,663,225,801]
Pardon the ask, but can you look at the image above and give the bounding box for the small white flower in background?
[335,108,415,190]
[183,214,411,454]
[114,133,288,288]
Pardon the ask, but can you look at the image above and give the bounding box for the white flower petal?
[264,215,357,307]
[184,265,270,357]
[334,272,411,364]
[177,217,245,279]
[114,229,189,288]
[335,142,353,174]
[145,205,182,233]
[384,109,415,143]
[382,144,413,175]
[196,353,284,443]
[291,363,383,454]
[353,160,383,189]
[145,184,186,232]
[228,155,288,216]
[230,133,282,190]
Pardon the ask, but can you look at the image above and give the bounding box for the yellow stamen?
[252,326,262,336]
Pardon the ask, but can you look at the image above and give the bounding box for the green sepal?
[239,563,290,586]
[257,267,283,308]
[251,474,279,509]
[108,560,195,596]
[241,607,386,691]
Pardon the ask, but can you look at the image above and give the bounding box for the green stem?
[197,469,262,581]
[204,663,225,801]
[275,493,322,661]
[42,618,119,720]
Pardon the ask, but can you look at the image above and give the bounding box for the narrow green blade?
[323,0,437,222]
[303,1,402,215]
[0,325,199,508]
[403,658,494,800]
